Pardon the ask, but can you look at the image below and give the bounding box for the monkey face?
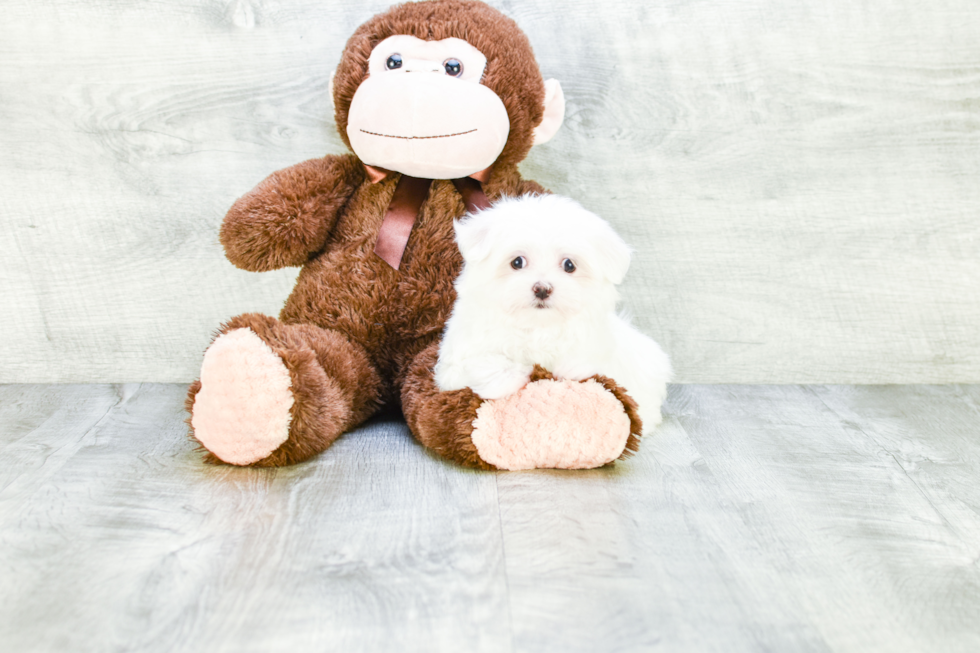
[332,0,566,175]
[346,35,511,179]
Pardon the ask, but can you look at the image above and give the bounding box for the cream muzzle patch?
[346,35,510,180]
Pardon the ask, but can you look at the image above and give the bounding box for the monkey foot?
[190,328,294,465]
[471,375,639,471]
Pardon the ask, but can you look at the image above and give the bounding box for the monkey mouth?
[359,128,477,140]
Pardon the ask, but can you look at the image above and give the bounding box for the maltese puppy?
[435,194,672,432]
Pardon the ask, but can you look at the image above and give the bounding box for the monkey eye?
[511,256,527,270]
[443,58,463,77]
[562,258,576,273]
[386,54,403,70]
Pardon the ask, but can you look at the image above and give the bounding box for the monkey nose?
[532,282,553,300]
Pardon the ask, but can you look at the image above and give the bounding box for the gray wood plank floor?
[1,384,977,652]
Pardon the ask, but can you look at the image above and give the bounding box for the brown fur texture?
[221,156,367,272]
[186,0,637,467]
[401,341,496,469]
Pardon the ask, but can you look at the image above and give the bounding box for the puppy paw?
[469,366,533,400]
[552,360,600,382]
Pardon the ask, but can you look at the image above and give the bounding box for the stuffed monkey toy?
[186,0,643,470]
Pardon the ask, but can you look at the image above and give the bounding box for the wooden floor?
[0,384,978,652]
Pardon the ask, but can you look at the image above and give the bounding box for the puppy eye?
[444,58,463,77]
[562,258,576,273]
[386,54,403,70]
[511,256,527,270]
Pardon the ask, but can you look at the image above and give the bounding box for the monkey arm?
[219,154,366,272]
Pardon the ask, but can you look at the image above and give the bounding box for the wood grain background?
[2,0,978,383]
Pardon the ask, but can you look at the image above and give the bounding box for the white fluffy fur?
[435,194,672,433]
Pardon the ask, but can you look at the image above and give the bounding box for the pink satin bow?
[366,165,492,270]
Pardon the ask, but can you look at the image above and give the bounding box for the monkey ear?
[454,213,496,263]
[532,79,565,146]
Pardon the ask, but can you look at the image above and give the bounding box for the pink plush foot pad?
[191,328,294,466]
[470,378,632,471]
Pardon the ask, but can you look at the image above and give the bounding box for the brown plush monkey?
[186,0,642,470]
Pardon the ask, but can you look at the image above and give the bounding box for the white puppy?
[435,194,672,433]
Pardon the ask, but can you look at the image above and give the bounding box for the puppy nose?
[532,282,553,299]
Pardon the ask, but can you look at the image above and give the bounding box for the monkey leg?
[186,313,382,466]
[401,342,643,471]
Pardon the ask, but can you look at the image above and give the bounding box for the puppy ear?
[454,213,495,262]
[593,223,632,284]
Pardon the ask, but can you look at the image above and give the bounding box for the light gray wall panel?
[2,0,978,383]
